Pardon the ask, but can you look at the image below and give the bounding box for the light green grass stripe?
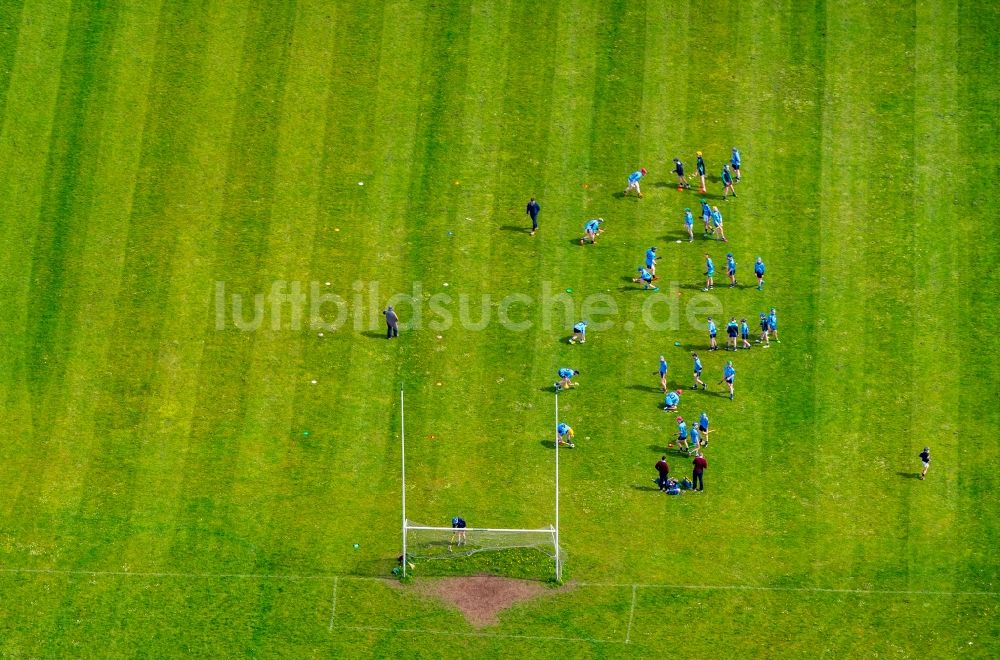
[236,0,343,571]
[0,0,71,435]
[0,0,24,117]
[119,0,250,575]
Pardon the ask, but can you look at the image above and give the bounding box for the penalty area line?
[327,577,339,631]
[625,584,637,644]
[576,582,998,597]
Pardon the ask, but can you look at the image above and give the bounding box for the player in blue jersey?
[696,151,707,193]
[720,360,736,400]
[700,199,712,235]
[633,266,659,291]
[711,206,728,242]
[754,256,765,290]
[726,253,738,287]
[691,352,706,390]
[703,254,715,291]
[659,355,669,392]
[556,422,575,448]
[580,218,604,245]
[726,317,739,351]
[740,318,751,349]
[722,164,737,200]
[645,246,660,279]
[570,320,588,344]
[673,158,692,190]
[683,208,695,242]
[758,313,770,347]
[768,308,780,343]
[689,423,701,455]
[707,316,719,351]
[663,389,681,411]
[555,368,580,392]
[624,167,647,198]
[675,416,690,452]
[731,147,742,182]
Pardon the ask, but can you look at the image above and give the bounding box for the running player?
[754,256,765,290]
[624,167,647,197]
[580,218,604,245]
[556,422,575,448]
[645,246,660,279]
[633,266,659,291]
[555,368,580,392]
[691,352,706,390]
[720,360,736,400]
[722,164,737,200]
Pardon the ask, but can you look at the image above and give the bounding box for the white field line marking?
[327,577,339,631]
[0,568,994,598]
[331,624,624,645]
[625,584,637,644]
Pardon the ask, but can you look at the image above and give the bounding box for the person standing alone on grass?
[731,147,742,182]
[655,456,670,491]
[696,151,707,193]
[707,317,719,351]
[383,305,399,339]
[703,254,715,291]
[721,361,736,400]
[754,256,766,290]
[659,355,669,392]
[920,447,931,480]
[526,197,540,236]
[692,352,706,390]
[692,452,708,491]
[684,208,695,242]
[722,164,737,200]
[625,167,647,197]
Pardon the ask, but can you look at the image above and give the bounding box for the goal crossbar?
[405,523,555,534]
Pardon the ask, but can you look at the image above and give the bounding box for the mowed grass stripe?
[169,0,297,574]
[20,0,162,557]
[0,0,24,116]
[239,0,345,572]
[120,0,250,574]
[0,0,72,466]
[954,1,1000,591]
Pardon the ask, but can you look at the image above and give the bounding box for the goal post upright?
[400,384,407,578]
[554,392,561,582]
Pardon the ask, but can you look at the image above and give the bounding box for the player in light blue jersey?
[675,416,690,451]
[703,254,715,291]
[726,253,737,287]
[663,389,681,411]
[720,360,736,400]
[700,199,712,235]
[645,246,660,278]
[624,167,647,197]
[722,164,737,200]
[580,218,604,245]
[707,316,719,351]
[740,318,751,349]
[754,257,765,290]
[659,355,669,392]
[556,422,575,448]
[691,351,706,390]
[768,308,780,343]
[711,206,727,243]
[731,147,742,182]
[569,320,588,344]
[633,267,659,291]
[684,208,695,242]
[689,424,701,455]
[555,368,580,392]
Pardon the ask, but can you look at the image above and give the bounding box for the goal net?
[403,520,562,580]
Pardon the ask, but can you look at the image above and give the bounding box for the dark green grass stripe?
[25,0,120,425]
[0,0,24,117]
[170,0,298,574]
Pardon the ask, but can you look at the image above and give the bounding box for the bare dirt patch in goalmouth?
[405,576,571,628]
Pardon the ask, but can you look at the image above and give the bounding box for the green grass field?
[1,0,998,656]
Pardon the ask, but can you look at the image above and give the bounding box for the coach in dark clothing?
[526,197,540,235]
[383,305,399,339]
[654,456,670,492]
[692,452,707,491]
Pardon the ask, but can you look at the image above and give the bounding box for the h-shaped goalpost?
[400,386,564,581]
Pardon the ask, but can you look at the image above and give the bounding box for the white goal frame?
[399,386,563,580]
